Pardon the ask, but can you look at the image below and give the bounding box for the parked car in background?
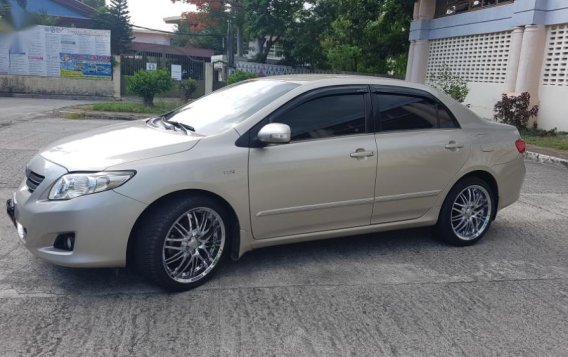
[6,75,526,291]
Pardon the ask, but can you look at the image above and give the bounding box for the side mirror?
[257,123,291,144]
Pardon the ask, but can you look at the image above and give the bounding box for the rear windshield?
[166,80,300,135]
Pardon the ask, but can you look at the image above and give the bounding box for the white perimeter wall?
[463,82,506,120]
[461,82,568,132]
[537,85,568,131]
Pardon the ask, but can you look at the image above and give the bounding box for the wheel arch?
[126,189,241,267]
[451,169,499,220]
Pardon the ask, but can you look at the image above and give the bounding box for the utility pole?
[226,18,234,80]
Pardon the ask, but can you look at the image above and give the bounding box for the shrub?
[128,69,172,106]
[178,78,198,101]
[428,64,469,103]
[228,70,257,85]
[494,92,539,130]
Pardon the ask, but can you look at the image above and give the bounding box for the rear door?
[247,86,378,239]
[371,86,470,224]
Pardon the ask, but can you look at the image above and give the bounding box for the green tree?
[0,0,44,31]
[0,0,16,31]
[243,0,304,63]
[178,78,198,101]
[171,1,247,55]
[171,19,224,53]
[172,0,303,63]
[129,69,173,106]
[321,0,413,76]
[280,0,337,68]
[93,0,134,54]
[428,64,469,103]
[228,70,256,84]
[169,0,413,72]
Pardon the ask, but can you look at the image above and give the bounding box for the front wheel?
[436,177,495,246]
[133,196,229,291]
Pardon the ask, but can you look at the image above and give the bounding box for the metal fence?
[121,52,206,80]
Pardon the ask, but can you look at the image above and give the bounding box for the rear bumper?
[495,155,526,211]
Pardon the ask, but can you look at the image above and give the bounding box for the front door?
[248,86,378,239]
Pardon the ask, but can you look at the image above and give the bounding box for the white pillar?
[504,27,525,93]
[411,40,430,83]
[413,1,420,20]
[205,63,214,95]
[418,0,436,20]
[515,25,547,100]
[406,41,415,81]
[112,55,121,99]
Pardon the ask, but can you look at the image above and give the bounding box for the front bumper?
[8,155,147,268]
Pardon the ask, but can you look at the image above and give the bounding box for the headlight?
[49,171,136,200]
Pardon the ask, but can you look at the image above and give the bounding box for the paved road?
[0,97,93,126]
[0,100,567,356]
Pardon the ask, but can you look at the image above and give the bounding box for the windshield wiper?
[161,117,195,134]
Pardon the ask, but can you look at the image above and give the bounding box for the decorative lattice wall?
[427,32,511,83]
[542,24,568,86]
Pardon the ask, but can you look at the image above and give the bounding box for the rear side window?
[375,94,458,132]
[274,94,366,142]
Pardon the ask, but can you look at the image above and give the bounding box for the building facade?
[6,0,96,28]
[406,0,568,131]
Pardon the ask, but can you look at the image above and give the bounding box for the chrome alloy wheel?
[162,207,225,283]
[450,185,492,241]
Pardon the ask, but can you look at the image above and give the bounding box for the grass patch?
[63,112,86,120]
[90,101,182,115]
[521,130,568,152]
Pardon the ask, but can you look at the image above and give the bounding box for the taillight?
[515,138,526,154]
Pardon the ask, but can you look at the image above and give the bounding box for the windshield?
[166,80,300,135]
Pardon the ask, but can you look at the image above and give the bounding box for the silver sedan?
[6,75,526,291]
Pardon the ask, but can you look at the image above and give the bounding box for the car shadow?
[42,227,451,295]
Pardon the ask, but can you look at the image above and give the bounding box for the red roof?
[129,42,214,59]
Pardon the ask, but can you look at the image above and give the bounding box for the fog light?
[16,222,26,240]
[54,233,75,251]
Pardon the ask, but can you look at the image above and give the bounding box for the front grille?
[26,171,45,193]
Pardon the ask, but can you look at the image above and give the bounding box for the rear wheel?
[133,196,228,291]
[436,177,495,246]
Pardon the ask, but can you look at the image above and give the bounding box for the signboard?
[0,25,111,79]
[146,62,157,71]
[171,64,182,80]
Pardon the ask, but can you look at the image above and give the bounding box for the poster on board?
[0,25,111,79]
[171,64,182,80]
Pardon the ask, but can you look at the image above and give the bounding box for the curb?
[56,110,149,121]
[525,151,568,169]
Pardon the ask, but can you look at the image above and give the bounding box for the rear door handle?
[445,141,464,150]
[350,149,375,159]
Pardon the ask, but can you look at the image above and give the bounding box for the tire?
[436,177,495,246]
[133,195,229,291]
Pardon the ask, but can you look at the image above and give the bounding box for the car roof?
[254,74,435,93]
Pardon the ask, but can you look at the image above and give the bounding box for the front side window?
[376,94,458,132]
[273,94,366,142]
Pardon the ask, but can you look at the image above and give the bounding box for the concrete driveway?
[0,101,567,356]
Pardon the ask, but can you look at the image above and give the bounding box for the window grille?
[542,24,568,86]
[427,31,511,83]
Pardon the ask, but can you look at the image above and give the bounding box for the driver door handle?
[445,141,464,150]
[350,149,375,159]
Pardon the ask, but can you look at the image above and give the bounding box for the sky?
[106,0,196,31]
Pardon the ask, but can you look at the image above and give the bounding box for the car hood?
[40,119,201,171]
